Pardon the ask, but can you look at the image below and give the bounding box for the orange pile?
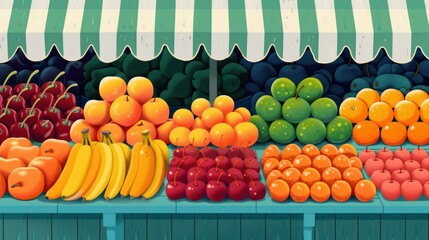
[264,143,375,203]
[340,88,429,146]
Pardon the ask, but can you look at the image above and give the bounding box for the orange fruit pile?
[264,143,375,203]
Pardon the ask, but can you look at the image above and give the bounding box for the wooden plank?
[52,214,78,240]
[405,214,428,240]
[124,214,147,240]
[218,214,240,240]
[358,214,380,240]
[266,214,291,240]
[0,214,4,239]
[3,214,27,240]
[290,214,303,240]
[315,214,335,240]
[336,214,358,240]
[78,214,100,240]
[147,214,171,240]
[195,214,217,240]
[100,216,107,240]
[27,214,51,240]
[241,214,265,240]
[172,214,194,240]
[380,214,406,240]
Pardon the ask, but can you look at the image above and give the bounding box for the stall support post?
[103,213,124,240]
[209,58,217,104]
[303,213,315,240]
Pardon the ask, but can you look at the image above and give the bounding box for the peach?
[141,98,169,126]
[97,123,125,143]
[126,120,156,146]
[127,77,154,104]
[169,127,191,147]
[191,98,211,117]
[173,109,194,129]
[110,95,141,127]
[83,100,111,126]
[156,120,177,144]
[210,123,235,148]
[99,76,127,102]
[70,119,97,143]
[202,107,224,128]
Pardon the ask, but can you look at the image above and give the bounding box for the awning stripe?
[0,0,14,62]
[352,0,374,63]
[2,0,429,63]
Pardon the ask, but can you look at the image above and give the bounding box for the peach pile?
[263,143,376,203]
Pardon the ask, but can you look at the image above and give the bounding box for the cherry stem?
[64,106,80,125]
[196,157,204,171]
[295,85,304,99]
[62,83,78,96]
[173,169,179,186]
[19,112,34,128]
[217,172,224,185]
[1,70,17,89]
[29,98,41,115]
[11,182,22,188]
[40,83,55,97]
[0,95,17,117]
[233,159,238,169]
[234,174,238,186]
[50,71,65,87]
[16,87,29,100]
[183,144,189,158]
[52,94,66,109]
[414,61,420,77]
[215,157,221,171]
[25,70,39,88]
[201,149,207,160]
[194,170,200,186]
[248,159,253,170]
[177,159,184,170]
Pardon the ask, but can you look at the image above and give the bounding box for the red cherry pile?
[166,146,266,201]
[360,147,429,201]
[0,70,83,142]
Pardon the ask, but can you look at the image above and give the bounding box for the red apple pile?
[165,145,266,201]
[360,147,429,201]
[0,70,83,142]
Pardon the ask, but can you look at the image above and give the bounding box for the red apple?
[411,168,429,185]
[371,169,391,189]
[364,158,384,176]
[359,149,376,164]
[393,147,411,163]
[384,158,404,173]
[28,157,61,192]
[404,159,421,174]
[412,148,429,163]
[401,179,422,201]
[377,147,393,162]
[392,169,411,184]
[423,182,429,198]
[381,180,401,200]
[8,167,45,200]
[421,157,429,171]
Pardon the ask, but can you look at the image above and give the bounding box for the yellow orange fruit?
[352,120,380,146]
[331,180,352,202]
[268,179,289,202]
[234,107,251,122]
[201,107,224,128]
[290,182,310,202]
[213,95,234,115]
[209,123,235,148]
[368,102,393,127]
[342,167,363,191]
[97,122,125,143]
[405,89,429,107]
[188,128,211,147]
[141,98,170,126]
[156,120,177,144]
[266,170,282,187]
[394,100,419,126]
[310,181,331,202]
[264,158,280,177]
[83,100,111,126]
[173,109,195,129]
[127,77,153,103]
[407,122,429,146]
[278,159,292,172]
[349,157,363,170]
[312,155,332,174]
[322,167,342,187]
[126,120,156,146]
[381,89,404,108]
[301,144,320,159]
[356,88,380,107]
[380,122,407,146]
[224,112,243,127]
[110,95,142,127]
[339,98,368,123]
[99,76,127,102]
[262,145,281,165]
[232,122,259,147]
[191,98,211,117]
[169,127,191,146]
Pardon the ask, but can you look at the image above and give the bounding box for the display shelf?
[0,194,59,213]
[176,198,256,213]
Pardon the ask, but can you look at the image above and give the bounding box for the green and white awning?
[0,0,428,63]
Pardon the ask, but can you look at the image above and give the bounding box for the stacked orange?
[165,95,259,148]
[263,143,375,203]
[340,88,429,146]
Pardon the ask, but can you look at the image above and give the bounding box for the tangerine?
[224,112,243,128]
[322,167,342,187]
[99,76,127,102]
[172,109,195,129]
[290,182,310,202]
[407,122,429,146]
[213,95,234,115]
[262,145,281,165]
[380,122,407,146]
[281,143,301,161]
[352,120,380,146]
[339,97,368,123]
[292,155,312,172]
[234,107,251,122]
[266,170,282,187]
[191,98,211,117]
[201,107,224,128]
[320,144,339,160]
[127,77,153,103]
[263,158,280,177]
[380,89,404,108]
[301,144,320,159]
[338,143,358,158]
[332,154,352,173]
[278,159,293,172]
[356,88,380,108]
[281,167,301,186]
[331,180,352,202]
[310,181,331,202]
[354,180,376,202]
[342,167,363,191]
[268,179,289,202]
[394,100,419,126]
[349,157,363,170]
[312,155,332,174]
[368,102,394,127]
[209,123,235,148]
[300,167,321,188]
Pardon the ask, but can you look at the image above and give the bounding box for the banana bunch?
[120,130,168,199]
[45,129,132,201]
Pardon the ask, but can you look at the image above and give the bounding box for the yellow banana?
[120,141,143,197]
[130,130,155,198]
[46,142,83,200]
[143,136,166,199]
[83,137,113,201]
[61,132,92,198]
[119,142,132,171]
[104,132,126,200]
[64,142,101,201]
[154,139,169,171]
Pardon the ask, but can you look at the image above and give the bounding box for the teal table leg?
[103,213,124,240]
[303,213,315,240]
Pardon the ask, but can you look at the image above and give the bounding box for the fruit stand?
[1,1,429,240]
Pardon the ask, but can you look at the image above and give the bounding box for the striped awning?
[0,0,428,63]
